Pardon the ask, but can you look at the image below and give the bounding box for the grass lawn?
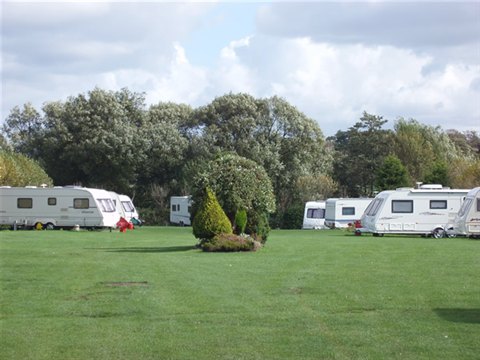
[0,227,479,360]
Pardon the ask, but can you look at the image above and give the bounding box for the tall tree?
[2,103,44,158]
[375,155,410,191]
[332,112,393,196]
[40,88,145,192]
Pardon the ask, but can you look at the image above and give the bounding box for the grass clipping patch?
[199,233,262,252]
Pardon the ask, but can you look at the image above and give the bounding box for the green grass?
[1,227,479,359]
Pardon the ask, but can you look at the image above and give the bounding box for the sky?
[1,1,479,136]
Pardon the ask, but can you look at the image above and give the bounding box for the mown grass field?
[1,227,479,360]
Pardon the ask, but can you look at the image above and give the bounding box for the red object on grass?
[116,217,133,232]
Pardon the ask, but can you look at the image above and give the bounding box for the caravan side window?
[17,198,33,208]
[172,204,178,212]
[430,200,447,209]
[74,198,89,209]
[48,198,57,206]
[477,198,480,212]
[307,208,325,219]
[342,207,355,216]
[458,198,472,217]
[392,200,413,213]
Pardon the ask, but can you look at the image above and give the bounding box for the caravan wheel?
[45,223,55,230]
[34,222,44,230]
[432,227,445,239]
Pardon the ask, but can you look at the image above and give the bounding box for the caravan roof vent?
[25,186,37,188]
[419,184,443,190]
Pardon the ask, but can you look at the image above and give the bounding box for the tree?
[192,187,232,240]
[39,88,145,192]
[2,103,44,158]
[0,151,53,187]
[295,174,338,203]
[193,154,275,239]
[191,94,331,219]
[423,161,450,186]
[394,119,468,186]
[332,112,393,196]
[193,154,275,221]
[375,155,410,191]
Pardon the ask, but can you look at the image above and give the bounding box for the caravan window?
[17,198,33,209]
[430,200,447,209]
[457,198,472,217]
[477,198,480,212]
[307,208,325,219]
[342,207,355,216]
[367,198,384,216]
[74,198,89,209]
[48,198,57,206]
[392,200,413,213]
[98,199,115,212]
[172,204,177,212]
[122,201,135,212]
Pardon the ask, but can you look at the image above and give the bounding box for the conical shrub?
[193,188,232,239]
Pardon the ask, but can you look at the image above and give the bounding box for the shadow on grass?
[88,245,197,253]
[434,308,480,324]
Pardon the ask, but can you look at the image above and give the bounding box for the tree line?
[1,87,479,227]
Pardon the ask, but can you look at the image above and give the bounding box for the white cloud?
[1,2,479,137]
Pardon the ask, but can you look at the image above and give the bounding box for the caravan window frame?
[367,198,383,216]
[430,200,447,209]
[477,198,480,212]
[48,197,57,206]
[392,200,413,213]
[17,198,33,209]
[74,198,90,209]
[122,201,135,212]
[342,207,355,216]
[307,208,325,219]
[458,198,472,217]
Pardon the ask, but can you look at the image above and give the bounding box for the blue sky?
[2,1,479,136]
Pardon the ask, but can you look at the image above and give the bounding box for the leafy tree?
[192,187,232,240]
[295,174,338,203]
[375,155,410,191]
[193,153,275,222]
[193,153,275,240]
[332,112,393,196]
[394,119,467,186]
[0,151,53,187]
[39,88,144,192]
[192,94,331,220]
[423,161,450,186]
[449,159,480,188]
[2,103,44,157]
[135,102,191,207]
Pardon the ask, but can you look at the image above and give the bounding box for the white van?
[362,185,469,238]
[324,198,373,229]
[302,201,326,229]
[0,186,118,229]
[170,196,192,226]
[450,187,480,238]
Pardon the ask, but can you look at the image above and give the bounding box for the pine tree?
[192,188,232,239]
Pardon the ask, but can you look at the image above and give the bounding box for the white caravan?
[118,194,140,222]
[0,186,119,229]
[450,187,480,238]
[362,185,470,238]
[170,196,192,226]
[302,201,326,229]
[109,192,140,224]
[324,198,373,229]
[109,191,126,219]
